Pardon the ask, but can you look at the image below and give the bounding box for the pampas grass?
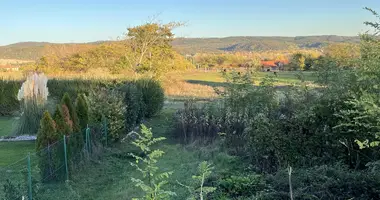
[15,72,49,135]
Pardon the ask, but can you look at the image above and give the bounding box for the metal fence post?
[85,126,89,153]
[86,125,91,155]
[63,135,69,181]
[27,153,32,200]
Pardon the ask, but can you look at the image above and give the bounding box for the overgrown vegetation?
[171,7,380,199]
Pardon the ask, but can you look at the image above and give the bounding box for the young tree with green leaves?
[177,161,216,200]
[123,21,185,76]
[128,124,176,200]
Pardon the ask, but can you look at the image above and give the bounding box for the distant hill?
[172,35,361,54]
[0,35,360,60]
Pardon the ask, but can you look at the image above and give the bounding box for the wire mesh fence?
[0,117,109,200]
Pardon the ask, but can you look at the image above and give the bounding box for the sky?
[0,0,379,45]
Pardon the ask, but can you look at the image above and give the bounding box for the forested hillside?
[0,35,360,60]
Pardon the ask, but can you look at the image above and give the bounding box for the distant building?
[261,60,289,71]
[0,65,20,71]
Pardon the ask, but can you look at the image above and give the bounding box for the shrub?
[173,100,222,144]
[215,174,267,198]
[53,104,72,137]
[36,111,62,182]
[88,87,126,142]
[135,78,164,118]
[120,83,144,131]
[0,80,20,116]
[61,93,79,132]
[75,94,89,130]
[265,164,380,199]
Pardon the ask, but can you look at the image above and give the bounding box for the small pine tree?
[36,111,58,151]
[61,93,80,132]
[76,94,89,130]
[53,105,72,137]
[36,111,60,182]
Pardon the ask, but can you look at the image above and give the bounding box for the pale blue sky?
[0,0,379,45]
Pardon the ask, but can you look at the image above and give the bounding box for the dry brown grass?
[163,77,218,100]
[0,59,34,65]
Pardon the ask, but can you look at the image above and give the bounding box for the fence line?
[0,116,109,200]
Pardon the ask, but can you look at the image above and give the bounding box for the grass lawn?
[0,117,15,137]
[0,141,35,166]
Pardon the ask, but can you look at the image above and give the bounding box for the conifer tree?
[36,111,60,181]
[53,105,72,137]
[76,94,89,130]
[61,93,80,132]
[36,111,58,151]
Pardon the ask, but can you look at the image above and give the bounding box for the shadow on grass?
[185,79,293,90]
[185,80,231,87]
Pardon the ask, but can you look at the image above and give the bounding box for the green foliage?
[3,179,23,200]
[36,111,58,150]
[216,174,267,198]
[121,83,145,131]
[36,111,64,182]
[88,87,126,142]
[53,105,72,137]
[61,93,79,132]
[128,124,176,200]
[177,161,216,200]
[0,80,20,116]
[135,78,164,118]
[264,164,380,199]
[174,101,221,144]
[75,94,89,130]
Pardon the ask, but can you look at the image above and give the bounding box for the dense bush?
[135,78,164,118]
[174,70,380,172]
[264,164,380,200]
[87,87,126,142]
[75,94,89,130]
[36,111,62,182]
[215,174,268,198]
[120,83,144,131]
[174,100,222,144]
[0,80,20,116]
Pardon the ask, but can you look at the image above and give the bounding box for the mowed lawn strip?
[0,141,35,166]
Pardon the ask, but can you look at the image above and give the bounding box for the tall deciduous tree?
[324,43,360,68]
[123,22,183,74]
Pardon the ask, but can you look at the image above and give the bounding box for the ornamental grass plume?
[15,72,49,135]
[17,72,49,105]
